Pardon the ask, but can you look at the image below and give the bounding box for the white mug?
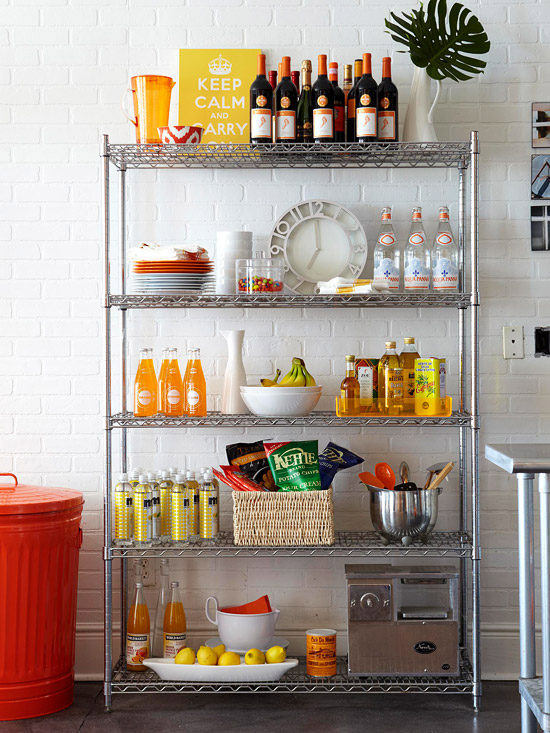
[205,596,280,651]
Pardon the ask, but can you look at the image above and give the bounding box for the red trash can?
[0,473,84,720]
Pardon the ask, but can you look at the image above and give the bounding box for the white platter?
[143,656,298,682]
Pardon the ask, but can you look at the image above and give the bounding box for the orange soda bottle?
[183,347,207,416]
[163,581,187,658]
[126,582,150,671]
[165,348,184,417]
[158,348,170,413]
[134,348,158,417]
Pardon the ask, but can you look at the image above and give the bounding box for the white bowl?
[240,385,322,416]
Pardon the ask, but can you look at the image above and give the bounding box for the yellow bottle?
[163,581,187,658]
[340,354,360,415]
[185,470,200,538]
[399,337,420,414]
[378,341,403,415]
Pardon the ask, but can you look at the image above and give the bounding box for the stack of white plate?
[215,231,253,295]
[129,258,215,294]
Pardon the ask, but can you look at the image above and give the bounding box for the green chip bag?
[264,440,322,492]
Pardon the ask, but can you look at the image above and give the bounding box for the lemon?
[174,647,195,665]
[265,645,286,664]
[245,648,265,665]
[196,645,218,666]
[217,651,241,666]
[212,644,225,659]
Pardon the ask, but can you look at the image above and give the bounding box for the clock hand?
[306,219,322,270]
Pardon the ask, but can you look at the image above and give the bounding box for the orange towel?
[221,595,272,614]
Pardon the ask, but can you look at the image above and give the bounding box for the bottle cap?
[385,341,397,348]
[318,54,327,75]
[186,470,196,480]
[354,59,362,76]
[362,52,372,76]
[147,472,156,481]
[138,474,147,484]
[204,469,213,480]
[345,354,356,361]
[168,466,178,473]
[170,581,179,588]
[135,582,143,588]
[344,64,352,78]
[382,57,392,78]
[281,56,291,78]
[381,206,392,220]
[301,59,312,72]
[119,473,128,481]
[257,53,266,75]
[404,337,416,344]
[175,473,186,482]
[412,206,422,219]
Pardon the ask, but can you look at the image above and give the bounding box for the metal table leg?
[540,473,550,727]
[518,472,537,733]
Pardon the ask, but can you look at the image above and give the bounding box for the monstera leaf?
[385,0,490,82]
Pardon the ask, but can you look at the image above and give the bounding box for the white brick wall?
[2,0,550,680]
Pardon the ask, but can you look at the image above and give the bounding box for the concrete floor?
[1,681,524,732]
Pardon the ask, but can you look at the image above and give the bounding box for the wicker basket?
[232,488,335,546]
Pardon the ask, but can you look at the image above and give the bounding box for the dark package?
[318,442,364,490]
[225,440,276,491]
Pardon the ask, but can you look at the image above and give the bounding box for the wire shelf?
[109,530,473,559]
[109,292,471,309]
[111,653,473,694]
[106,141,471,170]
[109,410,472,429]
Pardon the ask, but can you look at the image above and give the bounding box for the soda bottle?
[126,582,150,671]
[152,558,170,657]
[399,337,420,414]
[147,472,161,545]
[185,470,200,539]
[163,581,187,659]
[128,468,141,489]
[183,348,207,417]
[200,469,219,540]
[339,354,360,416]
[378,341,403,415]
[134,475,152,545]
[158,348,170,413]
[134,348,158,417]
[404,207,430,291]
[373,206,400,290]
[171,473,190,543]
[432,205,459,292]
[113,472,133,546]
[158,471,173,543]
[165,348,184,416]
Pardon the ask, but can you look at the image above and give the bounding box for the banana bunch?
[261,358,316,387]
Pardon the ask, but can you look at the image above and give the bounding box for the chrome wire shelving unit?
[102,134,480,710]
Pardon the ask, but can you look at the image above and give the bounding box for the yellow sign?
[178,49,261,144]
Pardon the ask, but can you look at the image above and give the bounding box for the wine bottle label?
[167,388,181,405]
[313,108,333,138]
[404,257,430,290]
[432,257,459,290]
[126,634,149,666]
[163,632,187,659]
[276,110,296,139]
[334,104,345,133]
[137,389,152,406]
[378,111,396,140]
[251,108,271,139]
[374,258,399,290]
[356,107,376,138]
[256,95,268,108]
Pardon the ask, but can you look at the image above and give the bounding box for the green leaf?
[385,0,490,82]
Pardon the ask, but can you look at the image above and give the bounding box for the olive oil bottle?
[378,341,403,415]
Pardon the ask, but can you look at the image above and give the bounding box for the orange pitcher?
[124,75,175,144]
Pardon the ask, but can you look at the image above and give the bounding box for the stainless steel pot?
[368,487,441,546]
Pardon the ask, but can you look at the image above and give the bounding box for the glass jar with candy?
[236,252,284,295]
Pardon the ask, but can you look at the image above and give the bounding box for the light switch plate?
[502,326,524,359]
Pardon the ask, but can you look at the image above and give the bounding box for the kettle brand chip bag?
[264,440,321,492]
[318,442,364,490]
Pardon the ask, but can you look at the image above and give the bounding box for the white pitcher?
[402,67,442,143]
[221,329,249,414]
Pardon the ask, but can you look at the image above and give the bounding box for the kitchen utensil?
[393,482,418,491]
[123,75,175,144]
[240,385,322,417]
[143,656,298,682]
[367,486,441,545]
[205,596,280,651]
[375,462,396,490]
[157,125,203,144]
[358,472,385,490]
[399,461,410,483]
[423,461,447,489]
[205,636,289,654]
[427,461,454,490]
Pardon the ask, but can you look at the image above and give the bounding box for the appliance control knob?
[360,592,380,610]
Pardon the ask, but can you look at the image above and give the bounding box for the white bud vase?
[221,329,249,415]
[402,67,442,143]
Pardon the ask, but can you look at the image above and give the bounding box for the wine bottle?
[275,56,298,143]
[346,59,362,144]
[268,70,277,91]
[377,57,398,142]
[249,53,273,145]
[291,70,300,92]
[329,62,345,143]
[312,54,334,143]
[297,59,313,143]
[356,52,378,143]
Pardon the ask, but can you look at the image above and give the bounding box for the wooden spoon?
[427,461,454,490]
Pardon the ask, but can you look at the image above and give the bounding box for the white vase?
[221,329,249,414]
[402,67,442,143]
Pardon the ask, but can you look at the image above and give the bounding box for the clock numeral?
[270,243,285,256]
[353,245,366,254]
[274,220,291,237]
[348,264,363,278]
[288,206,305,224]
[308,200,324,217]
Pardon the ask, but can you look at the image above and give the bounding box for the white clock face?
[269,200,368,294]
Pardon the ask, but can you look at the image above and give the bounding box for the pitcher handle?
[427,80,442,125]
[205,596,219,625]
[121,87,138,128]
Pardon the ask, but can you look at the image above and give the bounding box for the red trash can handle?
[0,473,18,489]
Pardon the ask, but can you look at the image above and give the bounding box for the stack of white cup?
[215,231,253,294]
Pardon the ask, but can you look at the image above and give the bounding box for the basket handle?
[0,473,18,490]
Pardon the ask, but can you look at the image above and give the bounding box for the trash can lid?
[0,473,84,515]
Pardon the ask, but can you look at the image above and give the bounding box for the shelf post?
[102,134,113,712]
